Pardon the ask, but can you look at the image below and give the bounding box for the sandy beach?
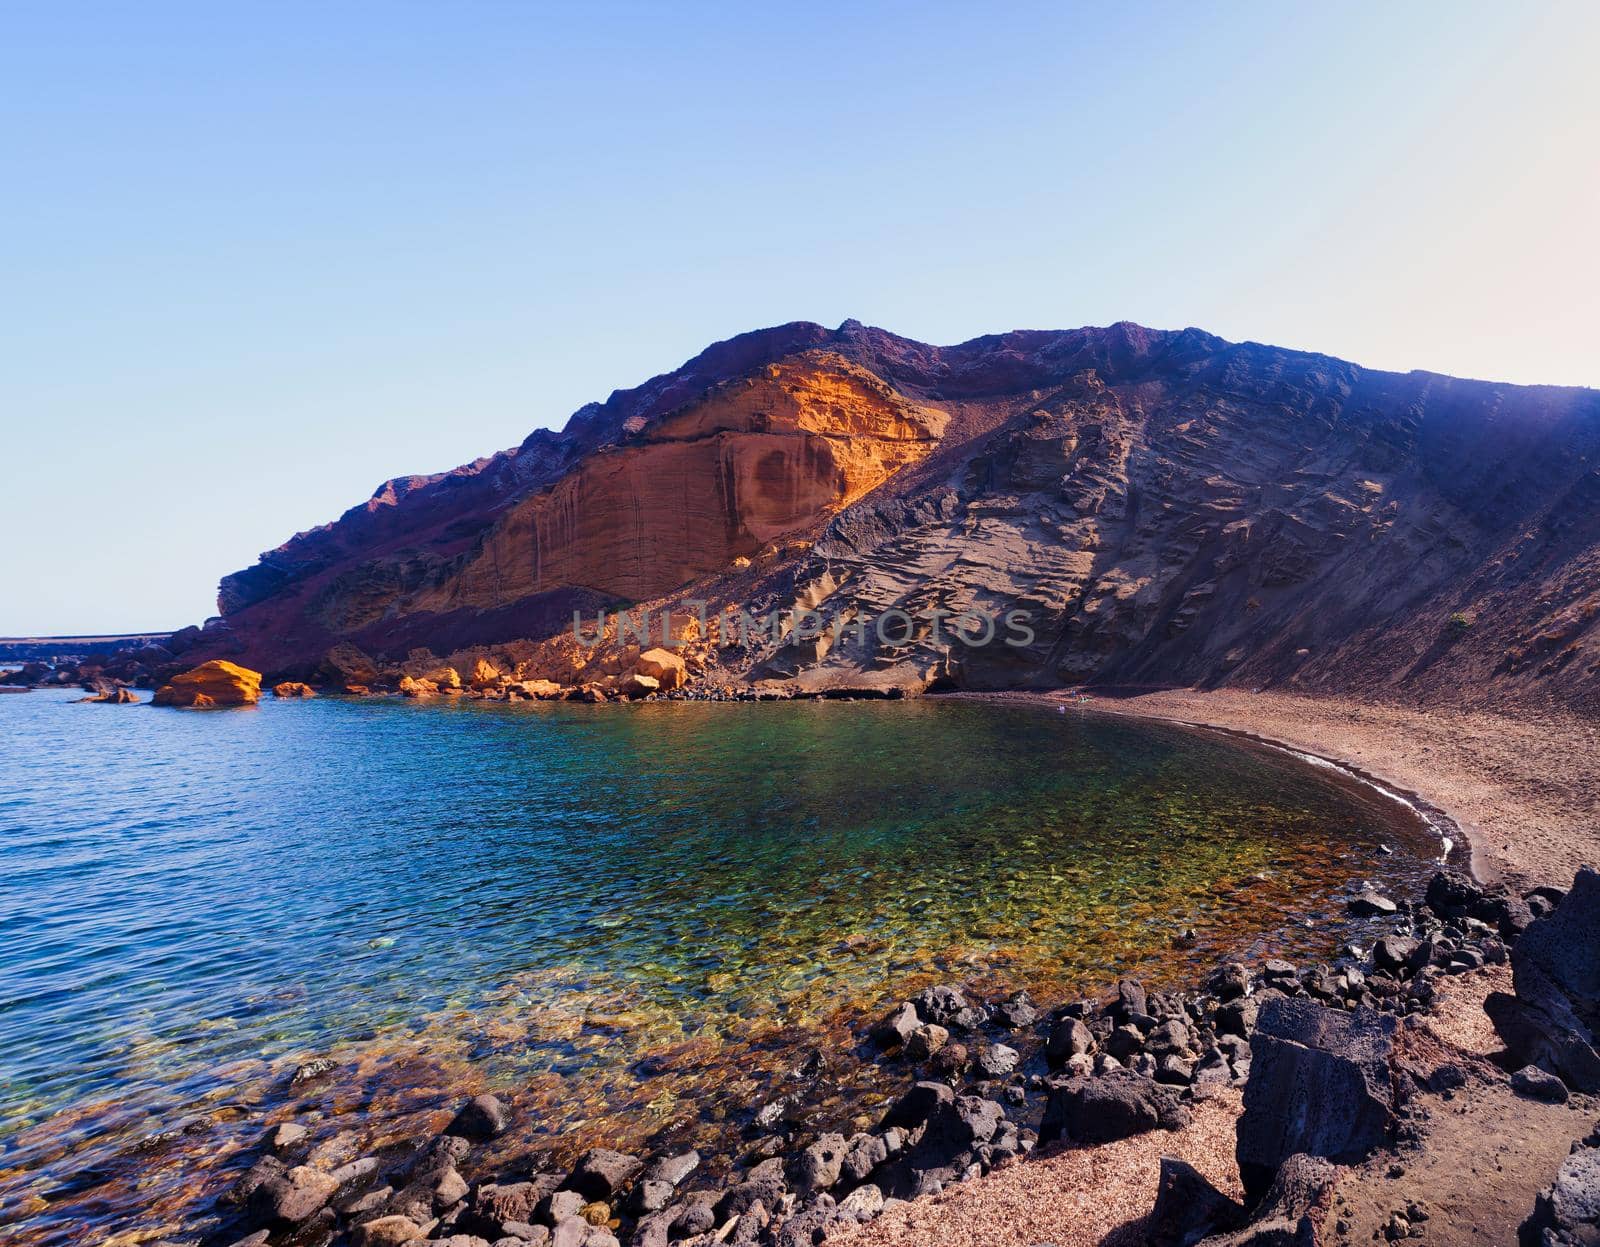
[1089,689,1600,892]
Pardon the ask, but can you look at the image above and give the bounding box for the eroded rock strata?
[166,320,1597,711]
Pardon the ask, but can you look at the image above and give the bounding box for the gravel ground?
[837,1093,1242,1247]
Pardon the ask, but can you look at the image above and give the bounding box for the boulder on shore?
[620,672,660,699]
[468,657,504,688]
[635,648,688,691]
[1038,1070,1190,1146]
[1235,997,1396,1201]
[321,642,382,688]
[1521,1139,1600,1247]
[1487,867,1600,1092]
[272,681,316,698]
[153,660,262,707]
[510,678,564,699]
[1194,1153,1337,1246]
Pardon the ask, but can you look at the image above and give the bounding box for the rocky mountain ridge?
[188,320,1600,710]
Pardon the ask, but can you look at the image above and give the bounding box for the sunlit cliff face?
[415,352,948,609]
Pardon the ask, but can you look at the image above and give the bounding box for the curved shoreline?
[1096,711,1471,875]
[945,689,1475,881]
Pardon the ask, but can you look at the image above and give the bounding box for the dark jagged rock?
[459,1179,558,1239]
[714,1157,787,1221]
[904,1022,949,1061]
[1236,998,1397,1201]
[247,1164,340,1229]
[1210,963,1251,1002]
[991,990,1039,1029]
[1114,979,1148,1022]
[774,1205,844,1247]
[1349,888,1398,917]
[1489,868,1600,1092]
[1045,1015,1096,1066]
[640,1149,699,1188]
[841,1133,888,1184]
[1149,1156,1247,1246]
[1196,1154,1336,1247]
[563,1147,642,1201]
[392,1134,471,1185]
[1520,1143,1600,1247]
[880,1080,954,1131]
[1425,868,1491,920]
[915,1093,1004,1162]
[1373,936,1424,975]
[1511,1065,1570,1103]
[791,1132,848,1195]
[871,1002,919,1049]
[974,1043,1020,1078]
[1038,1071,1190,1146]
[911,985,969,1026]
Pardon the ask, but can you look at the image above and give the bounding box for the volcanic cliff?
[197,320,1600,710]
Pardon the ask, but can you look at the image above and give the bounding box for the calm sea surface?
[0,689,1439,1242]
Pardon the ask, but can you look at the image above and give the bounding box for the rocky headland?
[55,318,1591,713]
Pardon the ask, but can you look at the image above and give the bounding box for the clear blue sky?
[3,2,1596,634]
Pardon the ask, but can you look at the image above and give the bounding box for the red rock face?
[411,353,946,611]
[199,320,1600,710]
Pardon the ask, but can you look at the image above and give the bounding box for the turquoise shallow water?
[0,689,1438,1242]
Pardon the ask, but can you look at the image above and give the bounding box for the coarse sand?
[838,1092,1243,1247]
[1069,689,1599,891]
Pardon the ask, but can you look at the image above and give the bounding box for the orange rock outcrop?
[635,648,687,691]
[153,660,263,707]
[272,681,316,698]
[415,353,946,610]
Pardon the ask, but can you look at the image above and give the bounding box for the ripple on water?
[0,691,1440,1243]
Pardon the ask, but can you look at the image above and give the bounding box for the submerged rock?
[80,686,140,703]
[445,1093,511,1141]
[1349,888,1398,916]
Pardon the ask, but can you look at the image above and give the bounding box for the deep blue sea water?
[0,689,1439,1242]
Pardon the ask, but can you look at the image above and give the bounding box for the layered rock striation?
[190,320,1600,710]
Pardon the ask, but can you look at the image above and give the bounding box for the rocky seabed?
[194,863,1600,1247]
